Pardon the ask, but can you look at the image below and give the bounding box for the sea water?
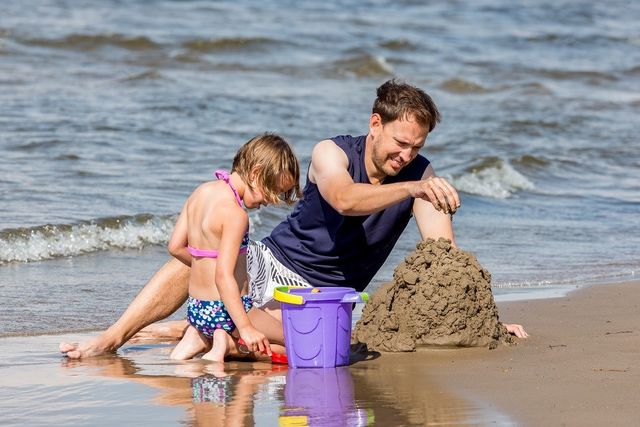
[2,0,638,337]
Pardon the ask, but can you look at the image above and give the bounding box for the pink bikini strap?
[187,246,219,258]
[215,169,243,207]
[187,245,247,259]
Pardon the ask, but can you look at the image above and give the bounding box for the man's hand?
[409,176,460,214]
[504,323,529,338]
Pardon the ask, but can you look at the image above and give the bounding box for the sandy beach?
[364,280,640,426]
[1,280,637,426]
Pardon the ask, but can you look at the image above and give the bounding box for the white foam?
[0,216,175,263]
[449,162,534,199]
[1,212,264,263]
[373,55,395,74]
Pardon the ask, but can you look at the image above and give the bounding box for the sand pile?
[352,238,514,352]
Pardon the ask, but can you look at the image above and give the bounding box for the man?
[61,80,525,358]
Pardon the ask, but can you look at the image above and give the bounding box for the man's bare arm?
[413,164,457,246]
[309,140,459,216]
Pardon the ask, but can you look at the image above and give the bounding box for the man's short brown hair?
[372,79,441,132]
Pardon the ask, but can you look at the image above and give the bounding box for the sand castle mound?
[352,238,514,352]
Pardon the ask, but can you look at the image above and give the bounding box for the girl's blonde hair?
[232,133,302,205]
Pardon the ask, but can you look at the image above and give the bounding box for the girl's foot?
[201,329,232,362]
[170,326,210,360]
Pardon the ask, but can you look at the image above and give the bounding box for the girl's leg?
[201,329,233,362]
[202,301,285,362]
[170,325,211,360]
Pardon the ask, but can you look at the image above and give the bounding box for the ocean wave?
[439,78,489,94]
[523,33,630,47]
[623,64,640,76]
[119,70,165,82]
[0,214,175,264]
[537,68,617,81]
[507,119,562,130]
[0,212,265,264]
[182,36,281,52]
[514,81,554,95]
[513,154,550,168]
[378,38,417,51]
[20,33,161,51]
[328,53,394,78]
[54,154,80,161]
[493,268,637,289]
[7,139,65,152]
[449,159,534,199]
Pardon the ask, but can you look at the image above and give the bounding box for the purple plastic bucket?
[274,286,368,368]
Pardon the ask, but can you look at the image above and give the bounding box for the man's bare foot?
[201,330,232,362]
[59,335,117,359]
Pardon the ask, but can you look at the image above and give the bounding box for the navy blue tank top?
[262,134,430,292]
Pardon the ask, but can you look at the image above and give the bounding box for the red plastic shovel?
[237,338,288,365]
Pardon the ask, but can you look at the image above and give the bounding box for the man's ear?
[369,113,382,138]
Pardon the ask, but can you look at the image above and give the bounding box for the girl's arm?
[215,205,271,355]
[168,200,192,267]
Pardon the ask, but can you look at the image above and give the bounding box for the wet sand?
[0,336,499,426]
[1,281,637,426]
[397,280,640,426]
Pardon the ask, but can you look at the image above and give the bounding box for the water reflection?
[191,372,235,405]
[58,347,289,426]
[56,345,380,426]
[34,340,513,426]
[280,367,373,426]
[174,360,288,426]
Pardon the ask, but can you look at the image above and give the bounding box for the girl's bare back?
[184,180,249,301]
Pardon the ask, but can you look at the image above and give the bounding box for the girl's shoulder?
[191,181,244,209]
[193,179,232,199]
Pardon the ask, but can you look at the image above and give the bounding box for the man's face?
[369,114,428,177]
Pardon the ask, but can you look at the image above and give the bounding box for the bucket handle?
[340,292,369,304]
[273,286,305,305]
[273,286,369,305]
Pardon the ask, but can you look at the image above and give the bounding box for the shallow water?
[1,1,639,329]
[0,334,517,426]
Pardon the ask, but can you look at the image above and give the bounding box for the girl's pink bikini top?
[187,170,249,259]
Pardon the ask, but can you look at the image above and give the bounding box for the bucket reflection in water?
[279,367,374,426]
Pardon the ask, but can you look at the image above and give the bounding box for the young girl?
[168,133,301,362]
